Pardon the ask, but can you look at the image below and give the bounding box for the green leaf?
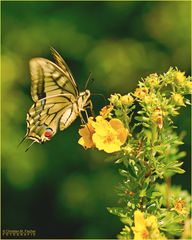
[166,161,185,174]
[142,123,150,128]
[119,169,128,177]
[176,151,186,159]
[120,217,133,225]
[105,152,124,162]
[147,203,157,212]
[139,188,146,197]
[115,158,124,164]
[107,207,127,218]
[127,164,137,178]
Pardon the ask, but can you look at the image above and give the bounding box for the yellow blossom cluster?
[109,93,134,106]
[78,116,128,153]
[77,68,191,240]
[132,210,167,240]
[174,70,192,93]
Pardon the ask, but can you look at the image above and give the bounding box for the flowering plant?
[78,67,191,239]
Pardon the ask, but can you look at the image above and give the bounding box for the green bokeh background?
[2,1,191,239]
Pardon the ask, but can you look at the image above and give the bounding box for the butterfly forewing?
[50,47,78,89]
[30,58,78,102]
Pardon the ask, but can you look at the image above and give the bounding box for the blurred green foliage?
[2,1,191,239]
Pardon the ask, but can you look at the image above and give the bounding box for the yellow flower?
[185,81,192,94]
[174,199,185,212]
[143,96,153,104]
[92,116,128,153]
[174,71,186,85]
[146,73,159,87]
[132,210,149,240]
[78,117,95,149]
[142,93,159,105]
[159,236,167,240]
[132,210,166,240]
[100,104,113,118]
[181,219,191,239]
[120,94,134,106]
[173,199,188,215]
[172,93,185,106]
[78,116,128,153]
[134,87,148,99]
[109,93,120,105]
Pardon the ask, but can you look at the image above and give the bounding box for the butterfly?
[22,48,92,151]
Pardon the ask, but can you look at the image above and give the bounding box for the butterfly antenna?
[85,72,93,90]
[91,93,107,104]
[25,141,36,152]
[17,135,27,148]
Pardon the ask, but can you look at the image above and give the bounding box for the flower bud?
[172,93,185,106]
[134,87,148,99]
[100,105,113,118]
[173,199,186,214]
[109,94,120,105]
[151,107,163,129]
[143,96,155,104]
[174,71,186,85]
[146,73,159,87]
[120,94,134,106]
[185,81,192,94]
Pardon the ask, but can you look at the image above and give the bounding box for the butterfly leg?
[85,100,94,118]
[88,100,95,117]
[79,111,87,125]
[83,109,89,122]
[79,110,93,136]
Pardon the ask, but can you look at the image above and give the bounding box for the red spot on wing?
[44,129,53,138]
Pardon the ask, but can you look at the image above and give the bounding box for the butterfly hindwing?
[26,95,78,143]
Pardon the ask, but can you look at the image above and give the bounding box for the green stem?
[165,177,171,208]
[122,106,130,131]
[150,123,157,168]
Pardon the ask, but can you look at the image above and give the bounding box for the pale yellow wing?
[30,57,79,102]
[26,95,77,143]
[50,47,78,88]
